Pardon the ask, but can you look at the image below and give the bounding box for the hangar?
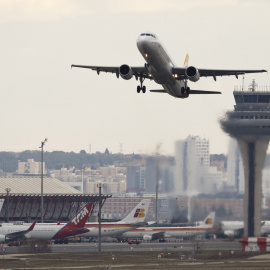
[0,176,111,222]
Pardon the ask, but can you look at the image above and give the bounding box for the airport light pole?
[5,188,10,223]
[81,169,84,194]
[155,144,161,223]
[40,138,48,223]
[97,182,103,255]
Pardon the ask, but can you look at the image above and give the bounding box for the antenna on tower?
[248,79,258,92]
[242,75,245,91]
[119,143,123,154]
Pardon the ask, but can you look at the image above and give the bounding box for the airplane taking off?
[121,212,215,241]
[71,32,267,99]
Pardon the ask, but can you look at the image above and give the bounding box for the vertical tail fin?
[0,199,4,214]
[183,53,189,68]
[120,199,151,223]
[202,212,215,227]
[53,203,93,239]
[67,203,93,229]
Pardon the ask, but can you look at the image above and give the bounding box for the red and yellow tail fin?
[183,53,189,68]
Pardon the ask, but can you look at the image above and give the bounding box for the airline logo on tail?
[205,218,213,225]
[71,204,90,226]
[134,208,145,218]
[183,53,189,68]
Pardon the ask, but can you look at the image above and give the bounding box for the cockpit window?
[140,33,156,39]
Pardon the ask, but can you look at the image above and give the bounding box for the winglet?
[183,54,189,68]
[27,221,36,232]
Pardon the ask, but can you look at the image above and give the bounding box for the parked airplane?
[81,199,151,238]
[121,212,215,241]
[0,221,36,243]
[0,199,4,213]
[71,32,266,99]
[220,220,270,238]
[24,203,92,241]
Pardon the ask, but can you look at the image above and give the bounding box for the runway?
[3,239,242,254]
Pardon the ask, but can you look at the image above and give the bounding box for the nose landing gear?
[181,87,190,95]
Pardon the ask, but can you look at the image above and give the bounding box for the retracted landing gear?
[137,74,146,93]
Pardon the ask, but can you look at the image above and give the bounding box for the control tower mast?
[220,80,270,237]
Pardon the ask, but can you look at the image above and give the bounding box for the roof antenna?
[242,75,245,91]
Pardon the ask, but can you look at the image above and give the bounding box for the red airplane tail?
[53,203,92,239]
[67,203,93,229]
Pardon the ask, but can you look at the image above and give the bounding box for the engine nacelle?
[185,66,200,82]
[0,235,6,242]
[143,234,153,241]
[224,230,234,237]
[119,64,133,80]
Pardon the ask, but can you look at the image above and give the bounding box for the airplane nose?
[136,36,143,48]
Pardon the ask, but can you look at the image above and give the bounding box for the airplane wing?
[6,221,36,240]
[150,89,221,94]
[147,231,165,241]
[172,67,267,80]
[71,65,151,80]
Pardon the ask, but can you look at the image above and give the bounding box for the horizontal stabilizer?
[149,90,166,93]
[189,90,221,94]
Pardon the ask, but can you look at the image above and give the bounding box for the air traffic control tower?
[221,80,270,237]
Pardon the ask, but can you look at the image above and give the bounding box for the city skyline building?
[175,135,212,196]
[17,159,44,175]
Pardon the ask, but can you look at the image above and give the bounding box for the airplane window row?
[140,33,156,39]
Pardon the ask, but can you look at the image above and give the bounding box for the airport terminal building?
[0,176,111,222]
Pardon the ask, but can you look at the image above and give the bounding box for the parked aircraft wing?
[6,221,36,239]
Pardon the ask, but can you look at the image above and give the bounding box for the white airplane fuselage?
[25,225,61,240]
[136,35,186,98]
[122,225,212,240]
[82,222,140,238]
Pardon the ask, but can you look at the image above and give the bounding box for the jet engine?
[185,66,200,82]
[119,64,133,80]
[223,230,234,237]
[143,234,153,241]
[0,235,6,242]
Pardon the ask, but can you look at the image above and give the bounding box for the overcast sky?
[0,0,269,155]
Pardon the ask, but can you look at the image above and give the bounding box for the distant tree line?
[2,150,259,174]
[0,149,143,173]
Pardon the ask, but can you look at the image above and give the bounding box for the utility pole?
[97,182,103,254]
[40,138,48,223]
[155,144,161,223]
[5,188,10,223]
